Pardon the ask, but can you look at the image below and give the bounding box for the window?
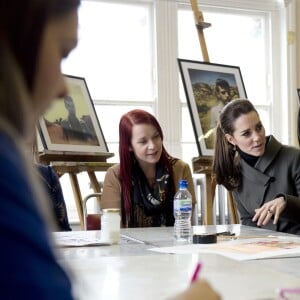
[61,0,286,223]
[177,3,279,162]
[64,1,154,100]
[61,0,155,222]
[62,0,155,159]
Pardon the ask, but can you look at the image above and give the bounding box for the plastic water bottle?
[173,179,192,243]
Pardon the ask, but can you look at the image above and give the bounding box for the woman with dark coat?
[213,99,300,235]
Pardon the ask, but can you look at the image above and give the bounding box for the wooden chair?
[209,176,240,225]
[227,191,239,224]
[82,193,102,230]
[192,156,240,225]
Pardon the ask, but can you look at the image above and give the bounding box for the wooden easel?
[190,0,211,62]
[189,0,239,225]
[39,150,114,229]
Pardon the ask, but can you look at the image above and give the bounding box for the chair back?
[193,176,240,225]
[83,193,102,230]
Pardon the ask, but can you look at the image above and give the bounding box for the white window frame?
[154,0,293,161]
[81,0,293,156]
[65,0,293,224]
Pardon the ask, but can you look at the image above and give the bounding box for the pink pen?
[190,262,202,283]
[279,288,300,299]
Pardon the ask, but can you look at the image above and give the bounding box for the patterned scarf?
[127,160,175,227]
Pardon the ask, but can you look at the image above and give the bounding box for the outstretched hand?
[252,196,286,226]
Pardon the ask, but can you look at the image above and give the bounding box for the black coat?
[36,164,72,231]
[233,135,300,235]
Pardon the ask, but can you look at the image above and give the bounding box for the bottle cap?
[178,179,188,189]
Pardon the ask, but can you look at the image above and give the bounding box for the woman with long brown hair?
[213,99,300,234]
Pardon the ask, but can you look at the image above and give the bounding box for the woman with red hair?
[102,109,196,227]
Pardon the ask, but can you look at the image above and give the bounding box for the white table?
[54,225,300,300]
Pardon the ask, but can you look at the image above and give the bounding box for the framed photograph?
[178,59,247,156]
[38,75,109,153]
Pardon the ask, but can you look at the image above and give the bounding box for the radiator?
[193,176,236,225]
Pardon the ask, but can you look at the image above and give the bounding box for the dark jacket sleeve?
[278,149,300,224]
[233,192,255,226]
[0,136,73,299]
[37,164,72,231]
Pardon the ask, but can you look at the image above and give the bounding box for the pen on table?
[120,234,145,244]
[279,287,300,299]
[190,262,202,283]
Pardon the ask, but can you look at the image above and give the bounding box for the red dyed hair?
[119,109,174,222]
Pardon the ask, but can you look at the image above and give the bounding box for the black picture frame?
[38,75,108,153]
[178,59,247,156]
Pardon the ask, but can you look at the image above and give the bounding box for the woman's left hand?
[252,196,286,226]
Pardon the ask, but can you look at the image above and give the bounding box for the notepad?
[149,236,300,261]
[52,231,111,247]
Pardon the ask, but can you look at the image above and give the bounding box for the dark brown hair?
[213,99,258,190]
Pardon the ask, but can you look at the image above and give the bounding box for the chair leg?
[227,191,239,224]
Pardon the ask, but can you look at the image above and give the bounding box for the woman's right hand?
[252,196,286,226]
[172,280,221,300]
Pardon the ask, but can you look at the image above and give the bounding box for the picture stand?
[189,0,239,225]
[37,75,115,229]
[190,0,211,62]
[39,150,114,229]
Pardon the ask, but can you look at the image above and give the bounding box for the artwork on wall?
[178,59,247,156]
[38,75,108,153]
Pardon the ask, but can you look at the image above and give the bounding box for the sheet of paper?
[53,231,111,247]
[149,235,300,261]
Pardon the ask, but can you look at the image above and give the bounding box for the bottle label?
[174,199,192,212]
[101,211,120,244]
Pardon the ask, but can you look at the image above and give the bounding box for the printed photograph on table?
[178,59,247,156]
[38,75,108,153]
